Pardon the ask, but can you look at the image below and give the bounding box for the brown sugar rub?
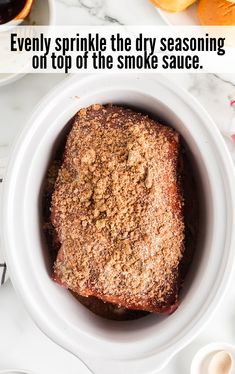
[52,104,185,314]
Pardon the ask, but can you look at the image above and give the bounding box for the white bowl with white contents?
[1,74,235,373]
[191,342,235,374]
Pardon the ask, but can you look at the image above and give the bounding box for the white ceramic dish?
[191,342,235,374]
[156,3,199,26]
[1,74,235,374]
[0,0,55,87]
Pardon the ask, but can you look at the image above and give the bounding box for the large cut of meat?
[52,104,185,314]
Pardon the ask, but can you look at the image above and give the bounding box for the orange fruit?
[198,0,235,25]
[152,0,196,12]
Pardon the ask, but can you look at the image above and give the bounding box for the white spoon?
[208,351,233,374]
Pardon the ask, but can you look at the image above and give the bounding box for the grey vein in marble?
[56,0,123,24]
[212,74,235,88]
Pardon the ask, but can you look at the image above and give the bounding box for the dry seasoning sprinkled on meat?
[52,104,185,313]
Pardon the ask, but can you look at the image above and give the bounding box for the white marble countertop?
[1,1,235,374]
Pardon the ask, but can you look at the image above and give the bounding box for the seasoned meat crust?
[52,104,185,314]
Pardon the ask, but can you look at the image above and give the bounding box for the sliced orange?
[152,0,196,12]
[198,0,235,25]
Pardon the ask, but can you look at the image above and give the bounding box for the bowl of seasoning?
[0,0,34,26]
[0,0,55,86]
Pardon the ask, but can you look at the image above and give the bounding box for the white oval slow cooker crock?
[2,74,235,374]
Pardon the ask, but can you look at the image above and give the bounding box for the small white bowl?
[0,0,55,87]
[191,342,235,374]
